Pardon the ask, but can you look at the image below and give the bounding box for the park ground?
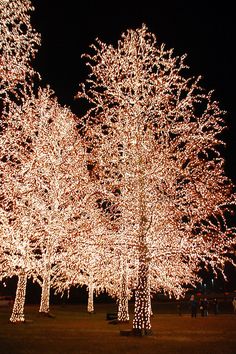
[0,303,236,354]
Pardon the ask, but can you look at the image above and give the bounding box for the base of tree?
[88,311,96,315]
[131,328,153,336]
[120,328,153,336]
[9,320,26,324]
[108,319,129,325]
[9,319,33,324]
[106,312,118,320]
[119,320,130,323]
[108,319,119,325]
[39,311,55,318]
[120,330,133,336]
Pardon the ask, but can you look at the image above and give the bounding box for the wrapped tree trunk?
[87,274,94,313]
[149,292,153,317]
[117,257,129,322]
[132,260,152,335]
[132,154,152,335]
[10,272,27,323]
[39,266,51,314]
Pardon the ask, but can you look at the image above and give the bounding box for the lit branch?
[76,24,236,335]
[0,0,40,99]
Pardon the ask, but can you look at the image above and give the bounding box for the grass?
[0,303,236,354]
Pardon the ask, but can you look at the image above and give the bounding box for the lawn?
[0,303,236,354]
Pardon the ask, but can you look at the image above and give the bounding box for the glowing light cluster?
[76,24,236,334]
[0,0,40,99]
[0,87,102,320]
[9,272,27,323]
[0,2,235,334]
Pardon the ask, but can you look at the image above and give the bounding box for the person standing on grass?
[232,297,236,313]
[213,298,219,315]
[199,298,204,316]
[203,298,209,317]
[190,295,198,318]
[177,301,183,316]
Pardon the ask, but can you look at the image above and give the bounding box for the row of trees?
[1,1,235,335]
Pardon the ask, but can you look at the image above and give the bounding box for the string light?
[1,1,235,333]
[9,273,27,323]
[0,87,102,320]
[0,0,40,100]
[76,24,236,334]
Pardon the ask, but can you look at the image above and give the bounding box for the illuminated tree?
[0,0,40,100]
[0,206,38,322]
[76,24,236,335]
[0,4,41,317]
[51,196,137,320]
[52,221,114,313]
[0,91,43,322]
[23,89,95,316]
[116,254,132,322]
[0,87,100,320]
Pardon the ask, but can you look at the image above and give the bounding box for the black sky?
[31,0,235,181]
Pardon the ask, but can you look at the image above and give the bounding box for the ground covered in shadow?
[0,303,236,354]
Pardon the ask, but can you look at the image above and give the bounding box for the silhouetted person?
[190,295,197,318]
[203,297,209,317]
[213,298,219,315]
[177,301,183,316]
[232,297,236,313]
[199,298,204,316]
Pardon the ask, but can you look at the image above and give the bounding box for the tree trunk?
[132,261,152,335]
[117,292,129,322]
[117,257,129,322]
[149,293,153,316]
[87,274,94,313]
[39,268,51,314]
[132,138,152,335]
[10,272,27,323]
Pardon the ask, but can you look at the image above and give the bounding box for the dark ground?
[0,302,236,354]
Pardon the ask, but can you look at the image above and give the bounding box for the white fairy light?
[0,0,40,99]
[0,86,101,320]
[76,24,236,335]
[1,2,235,333]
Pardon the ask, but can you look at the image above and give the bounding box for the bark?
[10,272,27,323]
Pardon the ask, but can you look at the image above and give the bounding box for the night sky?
[30,0,235,182]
